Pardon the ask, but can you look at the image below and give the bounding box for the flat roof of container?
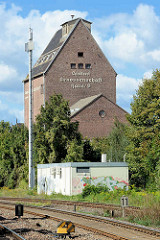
[37,162,128,169]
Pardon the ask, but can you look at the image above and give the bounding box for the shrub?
[82,184,109,198]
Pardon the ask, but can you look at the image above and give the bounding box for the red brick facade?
[45,20,116,105]
[24,18,128,137]
[71,95,128,138]
[24,76,44,126]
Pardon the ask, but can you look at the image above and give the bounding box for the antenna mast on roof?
[71,14,75,20]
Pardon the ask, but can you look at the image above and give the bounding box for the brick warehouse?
[24,17,128,138]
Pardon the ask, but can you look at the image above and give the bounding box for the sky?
[1,0,160,124]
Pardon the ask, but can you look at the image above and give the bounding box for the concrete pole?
[25,28,34,189]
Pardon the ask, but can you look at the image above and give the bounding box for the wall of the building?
[45,20,116,106]
[71,166,128,195]
[71,96,128,138]
[24,76,44,127]
[37,166,72,195]
[37,164,129,196]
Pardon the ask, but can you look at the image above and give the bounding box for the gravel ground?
[0,208,111,240]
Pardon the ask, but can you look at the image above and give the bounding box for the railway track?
[0,197,142,216]
[0,222,26,239]
[0,201,159,239]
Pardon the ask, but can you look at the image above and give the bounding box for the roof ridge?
[44,18,81,74]
[70,94,128,117]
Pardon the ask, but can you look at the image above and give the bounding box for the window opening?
[40,84,44,94]
[71,63,76,69]
[78,52,83,57]
[78,63,83,69]
[65,24,68,34]
[85,64,91,69]
[76,167,90,173]
[60,168,62,179]
[99,110,106,118]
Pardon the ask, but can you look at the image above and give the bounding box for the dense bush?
[82,184,109,198]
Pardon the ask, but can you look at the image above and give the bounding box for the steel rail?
[21,208,133,240]
[0,204,131,240]
[1,200,156,238]
[1,202,160,239]
[0,196,140,210]
[33,205,160,237]
[0,222,26,240]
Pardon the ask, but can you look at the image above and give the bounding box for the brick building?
[24,18,128,138]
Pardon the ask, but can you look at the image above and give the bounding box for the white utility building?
[37,162,129,196]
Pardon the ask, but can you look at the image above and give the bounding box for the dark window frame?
[76,167,90,173]
[71,63,76,69]
[78,52,83,57]
[99,110,106,118]
[85,63,91,69]
[40,84,44,94]
[78,63,84,69]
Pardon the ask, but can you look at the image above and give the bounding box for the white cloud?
[143,70,153,79]
[116,74,143,113]
[0,63,17,82]
[0,91,23,105]
[117,74,142,95]
[104,32,144,62]
[146,50,160,62]
[93,4,160,69]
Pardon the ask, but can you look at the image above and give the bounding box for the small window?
[60,168,62,179]
[85,64,91,69]
[78,63,83,69]
[78,52,83,57]
[65,24,68,34]
[99,110,106,118]
[40,84,44,94]
[76,167,90,173]
[53,168,56,179]
[71,63,76,69]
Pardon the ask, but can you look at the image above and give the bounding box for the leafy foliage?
[92,118,129,162]
[34,94,83,164]
[83,138,101,162]
[0,121,28,188]
[127,69,160,189]
[65,139,84,162]
[82,183,109,198]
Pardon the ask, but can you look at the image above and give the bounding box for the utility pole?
[25,28,34,189]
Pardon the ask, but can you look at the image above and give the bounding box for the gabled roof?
[70,94,102,117]
[70,94,128,117]
[61,18,92,27]
[24,18,82,81]
[30,29,63,79]
[24,17,116,81]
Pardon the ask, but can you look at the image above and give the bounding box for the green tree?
[0,121,28,188]
[91,118,129,162]
[83,138,101,162]
[10,124,29,187]
[0,121,13,187]
[127,69,160,189]
[107,118,129,161]
[34,94,82,164]
[65,139,84,162]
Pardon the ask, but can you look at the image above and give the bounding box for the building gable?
[45,19,117,105]
[71,94,128,138]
